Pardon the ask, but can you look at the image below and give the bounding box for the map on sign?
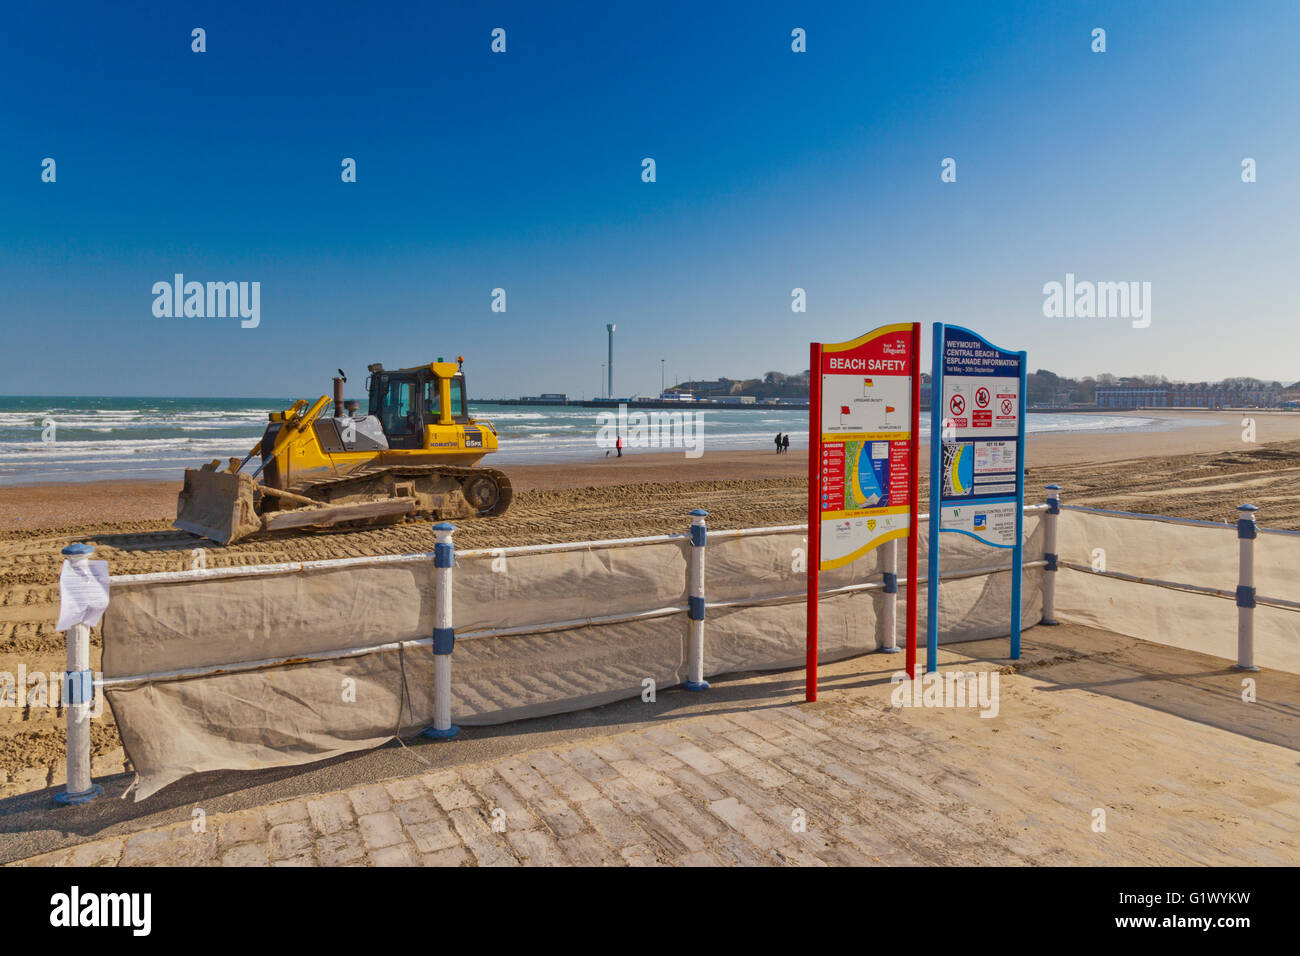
[935,326,1024,548]
[817,324,915,570]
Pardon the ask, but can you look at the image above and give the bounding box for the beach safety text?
[826,357,907,371]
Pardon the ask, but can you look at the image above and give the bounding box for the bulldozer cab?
[369,364,470,449]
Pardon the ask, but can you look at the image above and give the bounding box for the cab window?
[448,378,465,418]
[383,377,417,435]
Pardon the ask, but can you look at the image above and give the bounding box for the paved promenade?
[12,625,1300,866]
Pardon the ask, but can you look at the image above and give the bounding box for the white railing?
[55,501,1051,804]
[1054,497,1297,667]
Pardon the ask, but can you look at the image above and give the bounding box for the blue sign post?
[927,324,1027,672]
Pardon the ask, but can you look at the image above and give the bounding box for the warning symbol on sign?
[975,387,990,408]
[1000,398,1013,415]
[949,394,965,416]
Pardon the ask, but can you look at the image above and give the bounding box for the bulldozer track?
[289,463,515,518]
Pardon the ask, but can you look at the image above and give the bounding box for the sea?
[0,396,1168,486]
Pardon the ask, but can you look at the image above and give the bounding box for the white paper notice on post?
[56,560,110,631]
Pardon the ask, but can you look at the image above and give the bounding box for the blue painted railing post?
[55,543,103,806]
[683,509,710,691]
[878,539,902,653]
[1009,355,1028,660]
[1235,504,1260,672]
[1041,485,1061,626]
[926,322,943,673]
[423,522,460,739]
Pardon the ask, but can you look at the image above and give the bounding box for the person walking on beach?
[775,432,783,454]
[616,434,623,458]
[782,433,790,454]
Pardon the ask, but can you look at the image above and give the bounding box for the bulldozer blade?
[175,469,262,545]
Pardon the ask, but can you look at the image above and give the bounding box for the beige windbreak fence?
[101,511,1046,800]
[1054,507,1300,675]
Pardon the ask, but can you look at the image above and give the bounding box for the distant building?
[1096,384,1281,409]
[665,373,809,403]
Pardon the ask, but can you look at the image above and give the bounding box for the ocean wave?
[0,437,252,459]
[0,398,1172,483]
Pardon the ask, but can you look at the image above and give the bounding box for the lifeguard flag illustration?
[840,405,850,426]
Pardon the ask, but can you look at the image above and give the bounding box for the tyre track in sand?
[1043,441,1300,527]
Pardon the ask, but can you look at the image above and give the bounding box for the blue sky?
[2,1,1297,398]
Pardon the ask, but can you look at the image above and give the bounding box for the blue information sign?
[927,324,1027,671]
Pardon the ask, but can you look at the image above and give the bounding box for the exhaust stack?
[332,369,347,418]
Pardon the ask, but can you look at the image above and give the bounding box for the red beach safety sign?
[807,323,922,699]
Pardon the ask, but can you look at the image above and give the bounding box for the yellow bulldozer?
[175,357,513,544]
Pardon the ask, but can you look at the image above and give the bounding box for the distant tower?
[606,324,616,399]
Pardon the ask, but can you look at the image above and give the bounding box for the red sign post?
[806,323,921,701]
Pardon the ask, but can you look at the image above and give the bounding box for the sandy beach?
[2,409,1299,796]
[3,410,1297,533]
